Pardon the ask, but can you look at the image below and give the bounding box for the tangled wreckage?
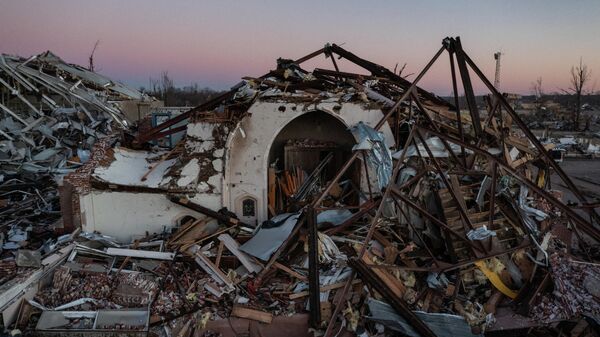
[1,37,600,337]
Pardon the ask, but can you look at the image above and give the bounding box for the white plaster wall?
[80,122,225,242]
[79,102,394,237]
[80,191,201,243]
[224,101,395,224]
[185,122,226,212]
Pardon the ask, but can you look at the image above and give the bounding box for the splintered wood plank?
[169,218,210,245]
[194,250,234,288]
[359,251,406,298]
[289,279,362,299]
[218,234,263,274]
[450,175,468,212]
[231,306,273,324]
[273,262,307,282]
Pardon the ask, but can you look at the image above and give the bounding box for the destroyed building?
[1,37,600,337]
[0,50,156,330]
[0,50,159,243]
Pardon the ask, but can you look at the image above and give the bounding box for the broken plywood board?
[218,233,262,274]
[194,249,235,290]
[169,218,216,246]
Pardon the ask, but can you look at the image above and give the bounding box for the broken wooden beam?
[273,262,307,282]
[230,305,273,324]
[193,247,235,291]
[169,196,251,227]
[349,257,437,337]
[306,206,321,328]
[289,279,362,300]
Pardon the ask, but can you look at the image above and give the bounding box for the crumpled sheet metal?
[393,136,473,159]
[367,298,481,337]
[0,50,148,180]
[397,167,417,185]
[37,51,145,101]
[0,175,64,259]
[78,232,121,247]
[240,212,300,261]
[350,121,392,190]
[293,267,353,306]
[518,185,548,236]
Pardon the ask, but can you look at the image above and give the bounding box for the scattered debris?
[1,38,600,337]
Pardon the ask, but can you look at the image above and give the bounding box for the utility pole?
[493,52,502,90]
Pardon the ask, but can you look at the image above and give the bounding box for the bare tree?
[563,58,592,130]
[146,72,226,106]
[88,40,101,72]
[531,77,544,100]
[149,77,159,94]
[159,71,174,105]
[160,71,174,92]
[393,62,414,78]
[530,77,544,116]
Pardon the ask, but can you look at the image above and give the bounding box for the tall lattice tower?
[493,52,502,90]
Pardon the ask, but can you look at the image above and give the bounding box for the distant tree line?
[441,58,598,131]
[140,71,227,107]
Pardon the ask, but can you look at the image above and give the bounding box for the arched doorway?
[224,101,394,225]
[266,110,359,215]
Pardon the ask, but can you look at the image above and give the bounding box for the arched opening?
[267,110,359,215]
[173,214,197,230]
[236,194,258,225]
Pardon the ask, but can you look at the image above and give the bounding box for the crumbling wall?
[224,101,395,224]
[160,121,232,212]
[60,99,394,239]
[62,137,117,233]
[78,191,198,242]
[63,137,201,242]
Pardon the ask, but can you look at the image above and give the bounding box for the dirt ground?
[553,159,600,202]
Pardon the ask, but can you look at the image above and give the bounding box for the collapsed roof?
[0,50,151,175]
[0,51,152,299]
[132,37,600,336]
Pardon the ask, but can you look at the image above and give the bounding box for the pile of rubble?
[0,50,154,328]
[2,37,600,337]
[0,51,142,172]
